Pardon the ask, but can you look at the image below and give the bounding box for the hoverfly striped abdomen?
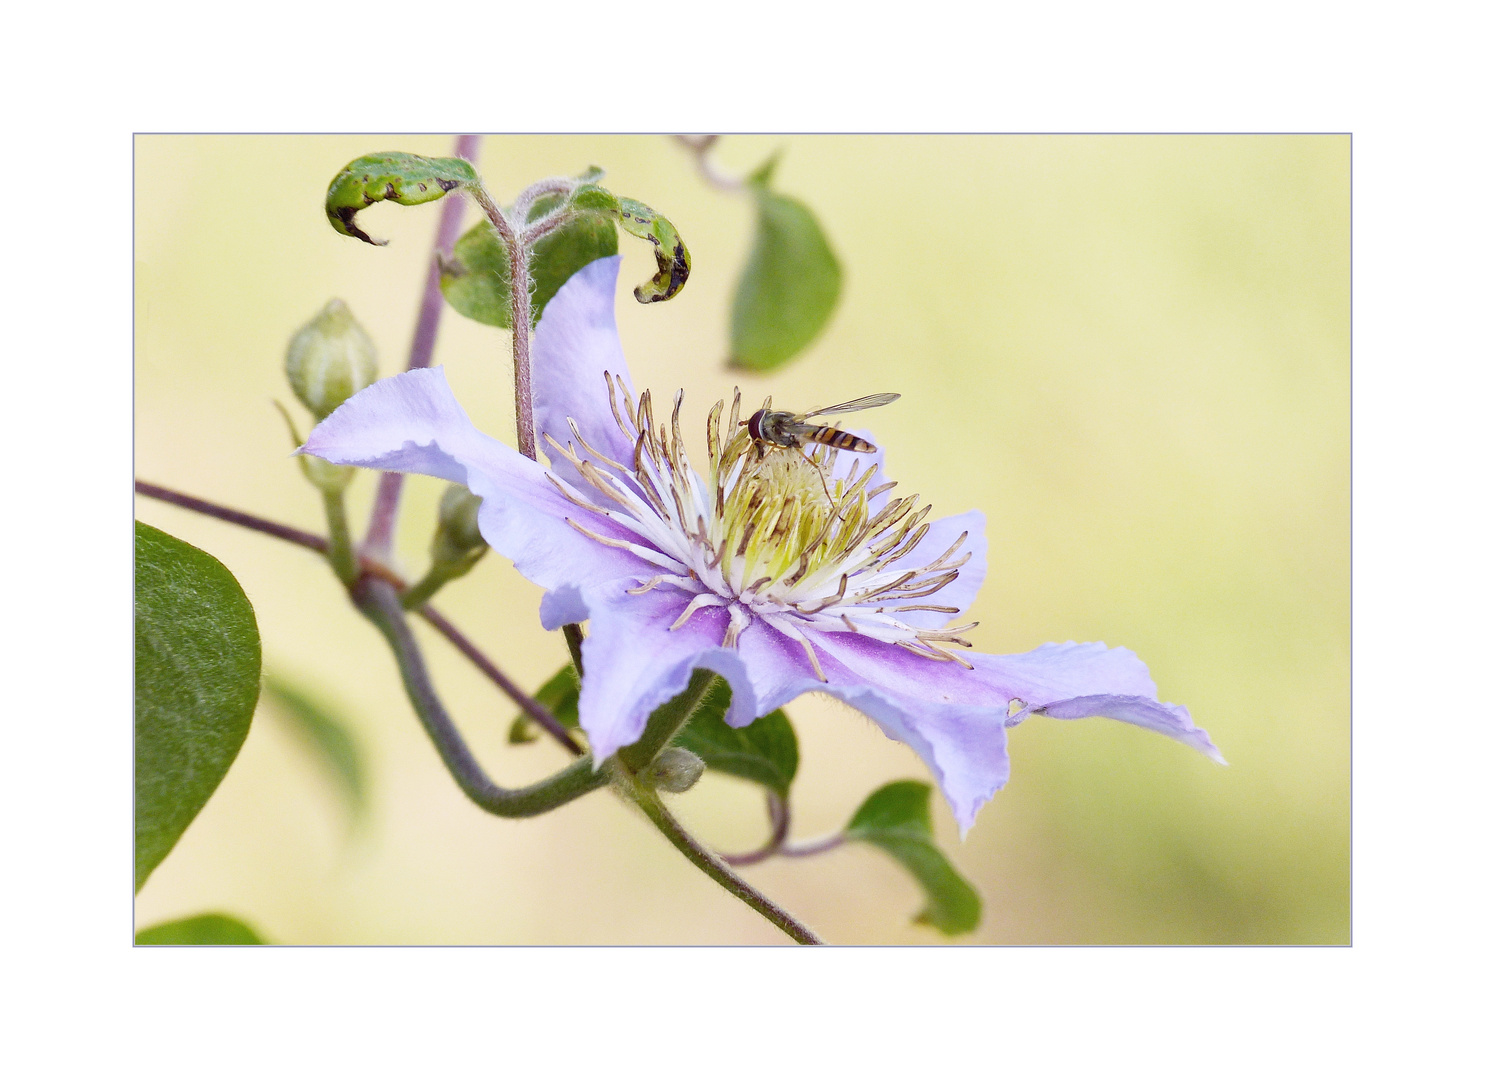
[744,393,900,460]
[814,427,876,453]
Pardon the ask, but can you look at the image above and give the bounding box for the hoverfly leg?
[803,450,837,510]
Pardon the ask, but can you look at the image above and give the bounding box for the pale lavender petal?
[531,255,640,478]
[807,632,1220,832]
[301,367,664,590]
[1033,695,1226,764]
[565,582,757,763]
[878,509,987,630]
[824,434,987,630]
[973,640,1160,704]
[734,618,825,718]
[808,632,1015,832]
[959,640,1220,766]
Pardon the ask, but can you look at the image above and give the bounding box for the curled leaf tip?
[616,197,690,303]
[326,152,480,246]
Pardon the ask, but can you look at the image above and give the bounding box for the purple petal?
[1032,695,1226,764]
[301,367,665,590]
[880,509,987,630]
[807,633,1220,833]
[971,642,1220,763]
[531,255,641,480]
[807,632,1015,833]
[823,434,986,630]
[563,582,757,763]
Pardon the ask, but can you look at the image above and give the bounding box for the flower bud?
[285,299,378,420]
[430,484,487,566]
[300,454,356,495]
[641,747,706,794]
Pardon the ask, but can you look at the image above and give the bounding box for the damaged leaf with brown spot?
[326,152,480,245]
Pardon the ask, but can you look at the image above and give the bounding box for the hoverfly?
[743,393,901,504]
[744,393,902,457]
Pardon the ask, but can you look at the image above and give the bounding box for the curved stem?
[416,605,582,756]
[781,832,847,858]
[720,792,791,867]
[362,133,481,561]
[510,176,576,227]
[616,767,823,945]
[674,134,745,192]
[355,577,607,816]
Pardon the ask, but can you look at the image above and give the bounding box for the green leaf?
[613,197,691,303]
[843,781,981,935]
[135,913,265,945]
[135,523,261,893]
[261,673,368,821]
[729,185,842,372]
[672,688,799,799]
[440,212,619,328]
[326,151,480,246]
[508,664,581,744]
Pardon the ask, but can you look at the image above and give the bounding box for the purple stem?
[361,133,483,560]
[721,792,791,867]
[135,480,327,553]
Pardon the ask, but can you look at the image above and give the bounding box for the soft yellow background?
[135,135,1349,944]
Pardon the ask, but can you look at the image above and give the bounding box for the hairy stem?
[616,767,824,945]
[355,577,607,816]
[508,236,537,459]
[510,176,576,227]
[617,670,720,772]
[362,133,482,561]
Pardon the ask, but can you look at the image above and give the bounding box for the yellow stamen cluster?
[543,375,979,678]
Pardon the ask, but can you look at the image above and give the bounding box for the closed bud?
[285,299,378,420]
[430,484,486,565]
[300,454,356,494]
[641,747,706,794]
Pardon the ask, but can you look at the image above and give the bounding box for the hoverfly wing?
[802,393,901,418]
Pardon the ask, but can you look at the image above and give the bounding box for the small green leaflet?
[326,151,480,246]
[844,781,981,935]
[729,165,842,372]
[135,523,261,893]
[672,684,799,799]
[441,208,619,329]
[135,913,265,945]
[262,673,368,822]
[508,664,581,744]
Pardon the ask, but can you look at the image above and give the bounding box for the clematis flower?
[303,256,1222,833]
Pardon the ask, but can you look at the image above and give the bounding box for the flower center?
[542,374,978,677]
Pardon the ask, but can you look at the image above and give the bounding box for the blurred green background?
[134,135,1348,944]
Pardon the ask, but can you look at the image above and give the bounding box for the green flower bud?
[285,299,378,420]
[300,454,355,495]
[641,747,706,794]
[430,484,486,565]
